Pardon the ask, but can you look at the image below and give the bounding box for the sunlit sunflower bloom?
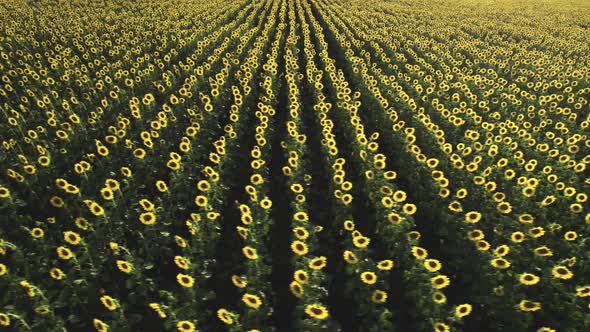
[518,300,542,312]
[176,321,195,332]
[100,188,114,201]
[431,275,450,289]
[455,304,472,318]
[519,273,540,286]
[56,246,74,260]
[293,227,309,240]
[139,199,155,211]
[294,270,309,284]
[175,235,187,248]
[343,250,358,264]
[93,318,109,332]
[537,328,556,332]
[432,291,446,304]
[476,240,491,251]
[0,264,7,276]
[467,229,484,241]
[403,203,417,215]
[290,280,304,298]
[305,304,329,320]
[551,266,573,280]
[243,246,258,260]
[31,227,44,239]
[139,212,157,225]
[194,195,208,207]
[372,290,388,303]
[291,241,309,256]
[377,259,394,271]
[510,232,525,243]
[424,259,442,272]
[387,212,403,225]
[100,295,118,311]
[411,246,428,260]
[242,294,262,310]
[293,211,309,222]
[176,273,194,288]
[174,256,189,270]
[149,303,167,318]
[564,231,577,241]
[217,308,234,324]
[433,322,450,332]
[64,231,81,245]
[465,211,481,223]
[360,271,377,285]
[533,246,553,257]
[260,198,272,209]
[89,202,105,217]
[353,235,370,248]
[490,258,511,270]
[226,274,247,288]
[116,260,133,274]
[50,267,65,280]
[309,256,327,270]
[576,286,590,297]
[0,187,11,199]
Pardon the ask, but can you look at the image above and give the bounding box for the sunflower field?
[0,0,589,331]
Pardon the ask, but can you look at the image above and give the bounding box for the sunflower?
[528,227,545,238]
[309,256,327,270]
[174,256,189,270]
[197,180,211,192]
[510,232,525,243]
[533,246,553,257]
[194,195,208,207]
[116,260,133,274]
[353,235,370,248]
[31,227,45,239]
[564,231,577,241]
[432,291,446,304]
[411,246,428,260]
[519,273,540,286]
[403,203,417,215]
[229,275,247,289]
[100,295,118,311]
[371,290,387,303]
[551,266,573,280]
[490,258,511,270]
[575,286,590,297]
[343,220,355,231]
[467,229,484,241]
[377,259,394,271]
[360,271,377,285]
[476,240,491,251]
[455,304,472,318]
[149,303,167,318]
[294,270,309,284]
[175,235,187,248]
[537,328,556,332]
[518,300,541,312]
[260,198,272,209]
[0,187,10,199]
[93,318,108,332]
[176,273,194,288]
[304,304,329,320]
[217,308,234,325]
[56,246,74,260]
[291,241,309,256]
[290,281,304,298]
[431,275,450,289]
[293,227,309,240]
[424,259,442,272]
[139,212,157,225]
[493,245,510,257]
[465,211,481,223]
[242,294,262,310]
[64,231,81,245]
[100,188,114,201]
[243,246,258,260]
[387,212,403,225]
[433,322,450,332]
[343,250,358,264]
[176,321,195,332]
[0,264,7,276]
[293,211,309,222]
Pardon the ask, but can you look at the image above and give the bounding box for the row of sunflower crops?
[0,0,588,331]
